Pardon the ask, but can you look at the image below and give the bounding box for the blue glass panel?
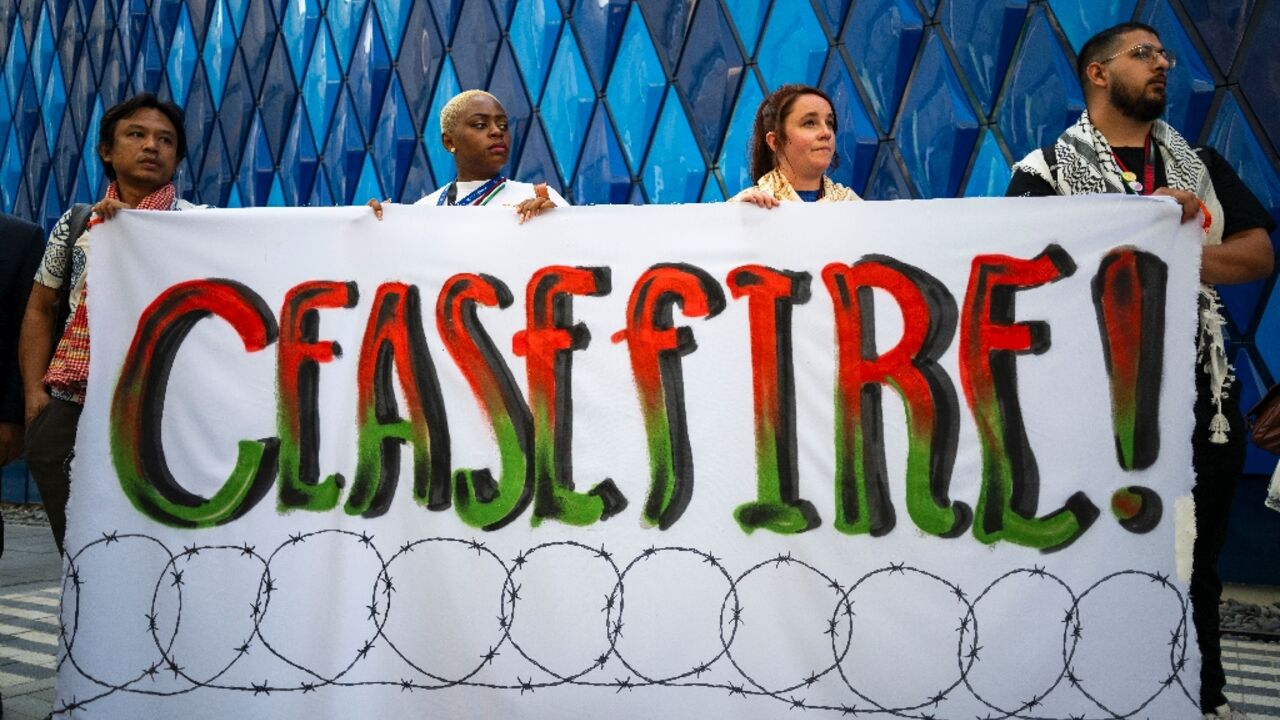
[238,0,277,95]
[638,0,695,76]
[121,0,154,71]
[322,92,366,204]
[996,6,1084,162]
[401,143,434,201]
[572,106,630,205]
[0,84,9,162]
[71,165,95,206]
[131,20,164,93]
[895,32,978,198]
[202,0,237,108]
[509,0,561,100]
[83,0,114,85]
[1181,0,1254,76]
[1141,0,1214,142]
[21,124,50,218]
[324,0,364,73]
[864,144,913,200]
[301,25,342,147]
[3,23,27,108]
[540,30,593,181]
[41,170,64,230]
[717,71,763,195]
[13,69,39,155]
[196,124,234,206]
[165,5,198,105]
[260,35,297,161]
[188,0,213,41]
[963,129,1012,197]
[815,0,850,36]
[227,0,251,34]
[941,0,1027,114]
[65,49,95,141]
[1,131,24,213]
[722,0,769,57]
[397,0,445,132]
[374,0,413,58]
[642,87,705,204]
[423,56,460,183]
[1047,0,1138,53]
[700,172,725,202]
[843,0,922,131]
[267,174,285,206]
[80,97,102,199]
[755,0,826,89]
[629,181,646,204]
[30,5,55,94]
[675,0,743,159]
[237,112,273,206]
[55,0,84,86]
[279,102,318,206]
[353,153,383,204]
[52,104,80,201]
[218,55,254,171]
[428,0,465,43]
[605,4,665,168]
[372,74,416,200]
[1256,285,1280,380]
[1206,92,1280,333]
[451,0,502,91]
[309,165,334,206]
[183,63,218,176]
[1236,1,1280,157]
[515,118,563,192]
[226,183,243,208]
[347,7,392,140]
[820,53,877,194]
[280,0,321,85]
[149,0,182,56]
[487,40,531,177]
[572,0,627,89]
[40,58,65,156]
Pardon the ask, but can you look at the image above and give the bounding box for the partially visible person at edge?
[1005,22,1274,720]
[0,211,45,559]
[18,92,202,555]
[733,84,862,208]
[370,89,565,222]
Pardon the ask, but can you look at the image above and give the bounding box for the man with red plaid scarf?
[18,93,200,554]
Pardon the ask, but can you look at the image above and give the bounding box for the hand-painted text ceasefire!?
[109,245,1167,552]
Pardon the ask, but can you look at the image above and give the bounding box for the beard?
[1109,79,1167,122]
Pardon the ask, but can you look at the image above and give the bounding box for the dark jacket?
[0,213,45,424]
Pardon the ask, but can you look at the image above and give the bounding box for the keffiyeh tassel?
[1198,286,1233,444]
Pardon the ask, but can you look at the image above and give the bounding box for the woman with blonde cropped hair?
[370,90,565,222]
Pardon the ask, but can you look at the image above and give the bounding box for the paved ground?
[3,516,1280,719]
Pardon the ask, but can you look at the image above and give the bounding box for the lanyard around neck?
[439,176,507,206]
[1111,135,1155,195]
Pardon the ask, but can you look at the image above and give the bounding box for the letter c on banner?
[111,279,280,528]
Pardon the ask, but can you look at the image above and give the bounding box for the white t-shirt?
[415,179,569,207]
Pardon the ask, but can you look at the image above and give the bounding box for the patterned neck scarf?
[738,168,862,203]
[1014,110,1233,443]
[44,181,180,403]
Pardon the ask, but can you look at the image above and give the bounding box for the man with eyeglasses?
[1007,21,1275,720]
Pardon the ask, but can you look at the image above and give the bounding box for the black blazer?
[0,213,46,424]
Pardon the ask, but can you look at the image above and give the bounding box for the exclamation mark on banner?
[1093,248,1168,534]
[1092,247,1168,471]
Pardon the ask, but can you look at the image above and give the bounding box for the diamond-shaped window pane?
[722,0,769,58]
[281,0,321,85]
[572,0,627,89]
[166,5,199,105]
[642,87,705,204]
[843,0,922,132]
[423,56,461,184]
[717,72,764,196]
[605,4,665,169]
[820,53,877,195]
[755,0,826,89]
[301,26,343,149]
[675,0,744,160]
[1142,0,1215,142]
[510,0,562,101]
[963,129,1012,198]
[996,6,1083,163]
[572,105,630,206]
[895,32,979,198]
[941,0,1027,115]
[203,0,238,108]
[1047,0,1138,52]
[540,30,593,182]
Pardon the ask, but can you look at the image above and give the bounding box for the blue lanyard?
[438,176,507,206]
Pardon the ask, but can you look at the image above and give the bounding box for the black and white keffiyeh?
[1014,110,1233,443]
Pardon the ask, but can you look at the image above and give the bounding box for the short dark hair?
[97,93,187,181]
[1076,22,1161,88]
[748,84,839,183]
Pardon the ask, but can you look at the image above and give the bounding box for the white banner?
[59,197,1202,718]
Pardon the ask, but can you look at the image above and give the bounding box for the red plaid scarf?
[44,182,178,403]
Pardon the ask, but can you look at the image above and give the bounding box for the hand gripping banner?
[61,197,1203,718]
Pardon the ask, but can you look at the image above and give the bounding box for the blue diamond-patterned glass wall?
[4,3,1280,499]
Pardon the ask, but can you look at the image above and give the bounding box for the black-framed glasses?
[1101,43,1177,69]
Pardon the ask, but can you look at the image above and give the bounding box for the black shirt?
[1006,144,1276,239]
